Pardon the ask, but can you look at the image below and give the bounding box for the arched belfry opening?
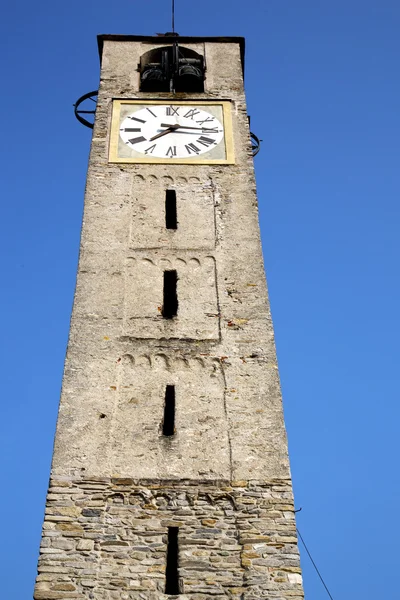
[140,44,205,93]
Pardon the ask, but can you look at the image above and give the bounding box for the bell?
[175,64,204,92]
[141,65,168,92]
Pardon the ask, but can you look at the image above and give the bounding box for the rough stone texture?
[35,478,303,600]
[34,36,304,598]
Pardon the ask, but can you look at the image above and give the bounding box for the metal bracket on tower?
[73,90,98,129]
[250,132,262,156]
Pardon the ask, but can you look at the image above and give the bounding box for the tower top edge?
[97,34,245,67]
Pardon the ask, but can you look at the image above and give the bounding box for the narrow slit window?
[165,527,180,595]
[162,270,178,319]
[163,385,175,436]
[165,190,177,230]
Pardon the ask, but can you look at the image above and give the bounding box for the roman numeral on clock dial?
[144,144,156,154]
[196,116,214,126]
[166,146,177,157]
[166,106,179,116]
[128,136,147,145]
[184,108,201,119]
[185,143,200,155]
[197,136,216,147]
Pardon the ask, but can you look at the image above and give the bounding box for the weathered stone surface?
[46,37,293,484]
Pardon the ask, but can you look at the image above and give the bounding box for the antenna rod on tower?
[172,0,175,33]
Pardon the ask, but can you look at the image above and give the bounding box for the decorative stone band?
[34,478,304,600]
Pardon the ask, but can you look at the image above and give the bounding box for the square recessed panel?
[111,358,229,479]
[130,184,216,250]
[124,254,220,340]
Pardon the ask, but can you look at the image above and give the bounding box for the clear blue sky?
[1,1,399,598]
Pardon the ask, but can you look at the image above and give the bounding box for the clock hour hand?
[149,127,177,141]
[160,123,215,131]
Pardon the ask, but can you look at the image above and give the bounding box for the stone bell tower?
[34,34,304,600]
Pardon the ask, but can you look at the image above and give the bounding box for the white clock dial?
[119,105,225,159]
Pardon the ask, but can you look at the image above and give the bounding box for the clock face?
[109,101,234,164]
[119,105,224,159]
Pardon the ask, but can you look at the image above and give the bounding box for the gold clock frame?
[108,99,235,165]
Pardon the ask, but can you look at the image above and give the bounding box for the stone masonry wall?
[35,478,303,600]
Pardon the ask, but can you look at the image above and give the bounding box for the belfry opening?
[140,44,205,93]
